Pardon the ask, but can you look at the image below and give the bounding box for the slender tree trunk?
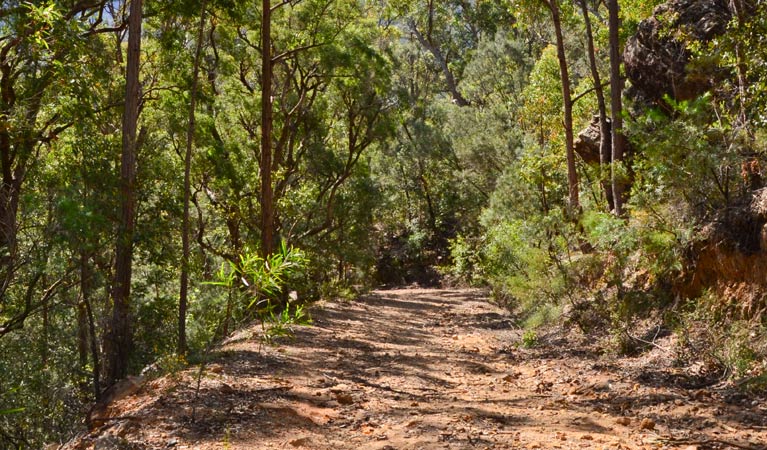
[0,171,22,273]
[222,288,233,337]
[179,0,208,357]
[337,222,345,282]
[78,252,101,400]
[730,0,750,133]
[416,160,437,233]
[580,0,614,211]
[0,182,17,264]
[42,276,50,367]
[261,0,276,257]
[607,0,626,216]
[0,71,22,267]
[546,0,579,212]
[107,0,142,385]
[77,252,91,370]
[77,300,89,369]
[85,292,101,400]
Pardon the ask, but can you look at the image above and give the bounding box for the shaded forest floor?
[69,289,767,450]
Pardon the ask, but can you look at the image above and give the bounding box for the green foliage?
[319,279,362,302]
[620,0,665,37]
[630,94,738,214]
[520,330,539,348]
[442,235,484,285]
[579,209,684,329]
[676,291,767,385]
[6,0,767,445]
[209,242,305,297]
[208,241,310,343]
[259,301,313,345]
[461,31,533,105]
[155,354,188,381]
[0,312,90,447]
[479,217,571,319]
[0,386,24,418]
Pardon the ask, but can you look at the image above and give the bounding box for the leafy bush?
[441,234,485,286]
[629,94,739,215]
[207,241,311,344]
[520,330,539,348]
[479,217,572,324]
[676,291,767,384]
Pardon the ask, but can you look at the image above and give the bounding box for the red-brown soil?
[65,289,767,450]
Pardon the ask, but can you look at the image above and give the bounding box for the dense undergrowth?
[442,90,767,390]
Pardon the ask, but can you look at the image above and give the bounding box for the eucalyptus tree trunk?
[607,0,626,216]
[79,251,101,399]
[579,0,613,211]
[544,0,579,213]
[261,0,276,257]
[108,0,142,384]
[179,0,208,357]
[77,252,91,370]
[730,0,750,132]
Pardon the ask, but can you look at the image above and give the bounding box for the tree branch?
[408,20,470,106]
[271,0,304,13]
[272,42,326,63]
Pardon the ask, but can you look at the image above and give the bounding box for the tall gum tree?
[255,0,378,257]
[261,0,276,257]
[190,1,392,288]
[375,0,515,251]
[108,0,143,384]
[179,0,209,357]
[540,0,579,213]
[607,0,625,216]
[394,0,505,107]
[579,0,613,211]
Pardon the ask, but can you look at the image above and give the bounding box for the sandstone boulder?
[623,0,731,105]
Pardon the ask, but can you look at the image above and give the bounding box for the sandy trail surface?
[70,289,767,449]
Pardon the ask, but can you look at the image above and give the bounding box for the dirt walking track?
[75,289,767,450]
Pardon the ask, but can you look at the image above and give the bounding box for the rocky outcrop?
[623,0,731,105]
[585,0,733,154]
[677,188,767,316]
[574,116,621,210]
[574,116,606,164]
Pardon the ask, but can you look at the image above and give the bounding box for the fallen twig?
[623,327,671,354]
[100,415,141,422]
[653,436,766,450]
